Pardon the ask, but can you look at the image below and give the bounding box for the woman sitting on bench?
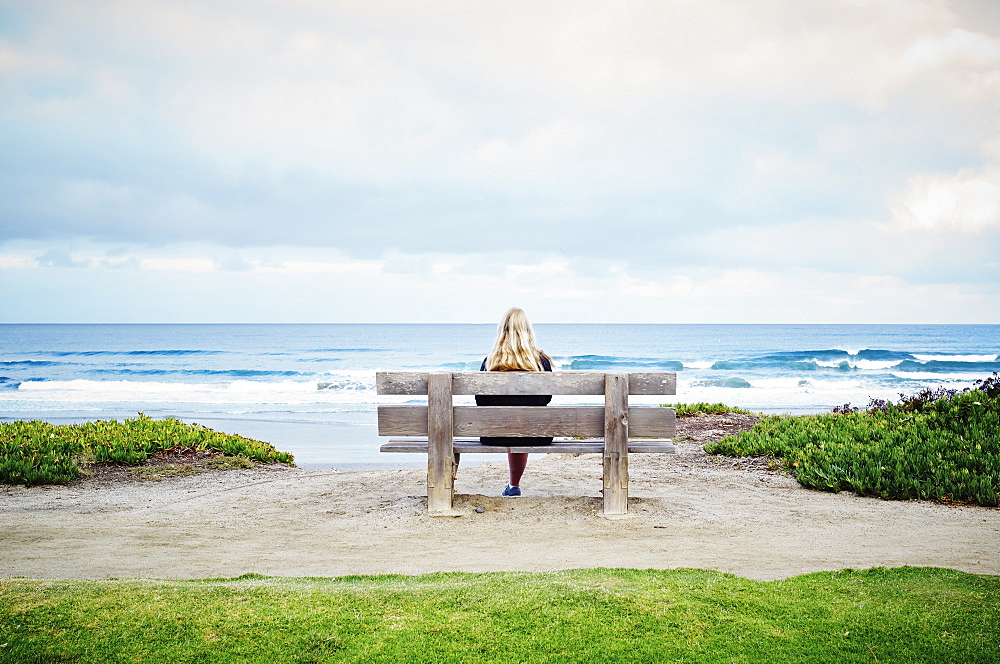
[477,307,554,497]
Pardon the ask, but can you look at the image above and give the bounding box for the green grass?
[705,388,1000,506]
[661,402,754,416]
[0,415,294,486]
[0,567,996,663]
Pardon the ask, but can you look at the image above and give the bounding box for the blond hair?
[485,307,549,371]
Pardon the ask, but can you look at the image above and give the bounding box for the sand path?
[3,429,997,581]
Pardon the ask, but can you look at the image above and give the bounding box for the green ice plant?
[705,377,1000,506]
[0,420,80,485]
[0,414,294,485]
[660,402,754,416]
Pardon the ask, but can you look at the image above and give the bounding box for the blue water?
[1,324,997,468]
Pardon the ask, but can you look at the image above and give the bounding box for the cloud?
[2,1,997,253]
[1,1,999,322]
[214,255,254,271]
[892,166,1000,233]
[3,241,996,323]
[903,27,1000,66]
[35,248,89,268]
[139,257,215,272]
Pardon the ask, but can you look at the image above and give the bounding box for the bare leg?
[508,452,528,486]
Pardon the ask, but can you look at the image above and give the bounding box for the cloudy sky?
[2,0,999,323]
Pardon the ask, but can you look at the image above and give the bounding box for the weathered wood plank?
[453,406,601,436]
[426,373,454,514]
[382,438,676,454]
[459,371,677,395]
[623,440,677,453]
[378,405,676,437]
[453,372,606,395]
[628,372,677,396]
[452,405,670,437]
[378,405,427,435]
[377,371,677,396]
[603,373,629,515]
[630,407,676,437]
[376,372,430,395]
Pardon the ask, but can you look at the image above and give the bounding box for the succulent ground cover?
[661,401,754,416]
[705,374,1000,506]
[0,414,294,485]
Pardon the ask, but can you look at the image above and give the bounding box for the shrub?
[660,402,754,416]
[705,379,1000,507]
[0,420,80,485]
[836,372,1000,415]
[0,414,294,486]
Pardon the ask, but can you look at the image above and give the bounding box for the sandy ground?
[2,415,998,582]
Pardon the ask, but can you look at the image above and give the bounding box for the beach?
[3,413,997,582]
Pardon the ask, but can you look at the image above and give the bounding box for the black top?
[476,354,553,445]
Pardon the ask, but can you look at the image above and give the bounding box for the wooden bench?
[376,371,677,516]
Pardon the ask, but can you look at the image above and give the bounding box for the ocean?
[1,324,997,470]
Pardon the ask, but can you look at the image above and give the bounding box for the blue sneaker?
[501,485,521,497]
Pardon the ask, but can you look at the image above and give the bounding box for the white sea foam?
[682,361,714,369]
[812,359,852,368]
[853,360,904,370]
[889,372,981,383]
[8,377,378,405]
[673,375,886,411]
[812,358,903,370]
[911,354,998,363]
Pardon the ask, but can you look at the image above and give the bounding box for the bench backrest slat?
[378,405,676,438]
[376,371,676,396]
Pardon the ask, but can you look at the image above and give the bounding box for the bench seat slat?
[381,437,677,454]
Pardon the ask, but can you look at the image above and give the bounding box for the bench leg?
[427,454,454,514]
[426,450,460,514]
[603,455,629,515]
[603,373,629,515]
[427,373,456,515]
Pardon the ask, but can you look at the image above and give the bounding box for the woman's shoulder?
[539,351,553,371]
